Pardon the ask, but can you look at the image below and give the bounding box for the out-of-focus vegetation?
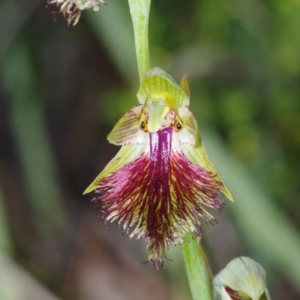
[0,0,300,299]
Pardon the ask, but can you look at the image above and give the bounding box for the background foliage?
[0,0,300,299]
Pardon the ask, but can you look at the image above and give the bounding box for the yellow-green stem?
[127,0,151,83]
[182,233,213,300]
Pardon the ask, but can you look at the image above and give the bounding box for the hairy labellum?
[96,127,223,268]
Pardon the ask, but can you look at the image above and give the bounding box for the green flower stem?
[182,233,213,300]
[127,0,151,83]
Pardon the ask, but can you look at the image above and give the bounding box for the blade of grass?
[0,189,12,253]
[0,0,40,60]
[1,38,66,232]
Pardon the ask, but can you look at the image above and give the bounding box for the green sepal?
[83,144,145,194]
[137,67,190,109]
[107,105,146,145]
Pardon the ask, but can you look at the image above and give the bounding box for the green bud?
[213,257,271,300]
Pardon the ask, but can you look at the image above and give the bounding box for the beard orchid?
[84,68,233,269]
[47,0,106,28]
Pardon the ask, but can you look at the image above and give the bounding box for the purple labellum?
[94,126,224,269]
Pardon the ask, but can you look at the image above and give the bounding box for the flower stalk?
[127,0,151,82]
[182,234,213,300]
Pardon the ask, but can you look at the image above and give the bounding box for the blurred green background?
[0,0,300,299]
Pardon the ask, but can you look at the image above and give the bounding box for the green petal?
[107,105,146,145]
[83,144,145,194]
[180,140,233,201]
[137,67,190,108]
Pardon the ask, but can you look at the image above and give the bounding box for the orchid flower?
[213,257,271,300]
[47,0,106,28]
[84,67,233,269]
